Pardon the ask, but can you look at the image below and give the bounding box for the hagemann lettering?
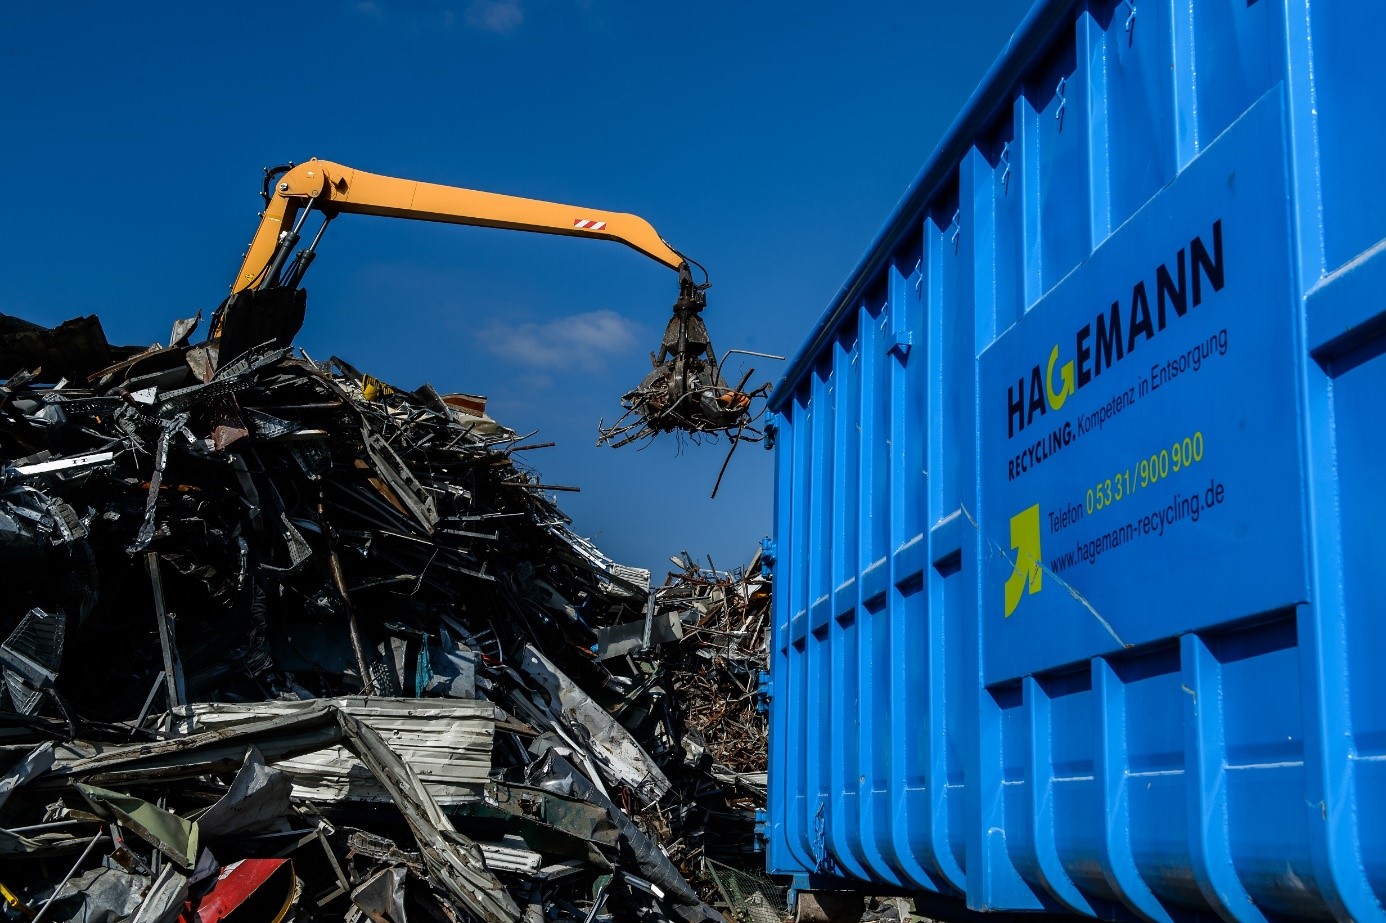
[1006,219,1225,439]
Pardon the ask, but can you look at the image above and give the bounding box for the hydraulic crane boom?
[231,159,688,295]
[210,159,756,445]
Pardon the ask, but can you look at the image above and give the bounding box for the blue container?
[763,0,1386,919]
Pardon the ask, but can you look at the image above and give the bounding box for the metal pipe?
[31,832,104,923]
[719,349,786,362]
[4,820,88,834]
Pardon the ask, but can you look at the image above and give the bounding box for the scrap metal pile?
[624,556,780,923]
[0,311,778,923]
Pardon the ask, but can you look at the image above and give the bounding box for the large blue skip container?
[763,0,1386,919]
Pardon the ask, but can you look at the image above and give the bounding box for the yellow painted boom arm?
[233,159,687,294]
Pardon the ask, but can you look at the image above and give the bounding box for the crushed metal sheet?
[596,610,685,660]
[335,708,521,923]
[530,752,721,923]
[0,741,53,812]
[518,644,670,806]
[186,698,496,805]
[37,865,148,923]
[49,704,344,785]
[198,746,293,838]
[128,864,190,923]
[350,865,408,923]
[75,784,200,870]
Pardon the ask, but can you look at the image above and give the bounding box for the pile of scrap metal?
[0,310,767,923]
[594,553,777,919]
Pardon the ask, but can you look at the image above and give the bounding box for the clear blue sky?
[0,0,1031,580]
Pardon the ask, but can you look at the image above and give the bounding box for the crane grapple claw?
[597,278,770,450]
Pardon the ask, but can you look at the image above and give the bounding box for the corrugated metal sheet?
[188,698,495,805]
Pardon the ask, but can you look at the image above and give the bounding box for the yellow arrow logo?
[1004,503,1043,617]
[1046,345,1075,411]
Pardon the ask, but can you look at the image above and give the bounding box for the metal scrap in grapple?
[597,273,772,452]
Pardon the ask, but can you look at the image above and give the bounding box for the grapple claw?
[598,266,769,448]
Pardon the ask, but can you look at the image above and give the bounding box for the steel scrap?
[0,310,780,923]
[619,554,778,918]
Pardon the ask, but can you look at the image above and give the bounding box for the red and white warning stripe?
[573,218,607,231]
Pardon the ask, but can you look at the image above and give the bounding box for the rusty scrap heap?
[625,556,777,919]
[0,311,777,923]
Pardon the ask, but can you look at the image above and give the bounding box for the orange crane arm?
[209,159,747,449]
[232,159,687,294]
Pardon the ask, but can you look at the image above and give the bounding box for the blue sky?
[0,0,1031,580]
